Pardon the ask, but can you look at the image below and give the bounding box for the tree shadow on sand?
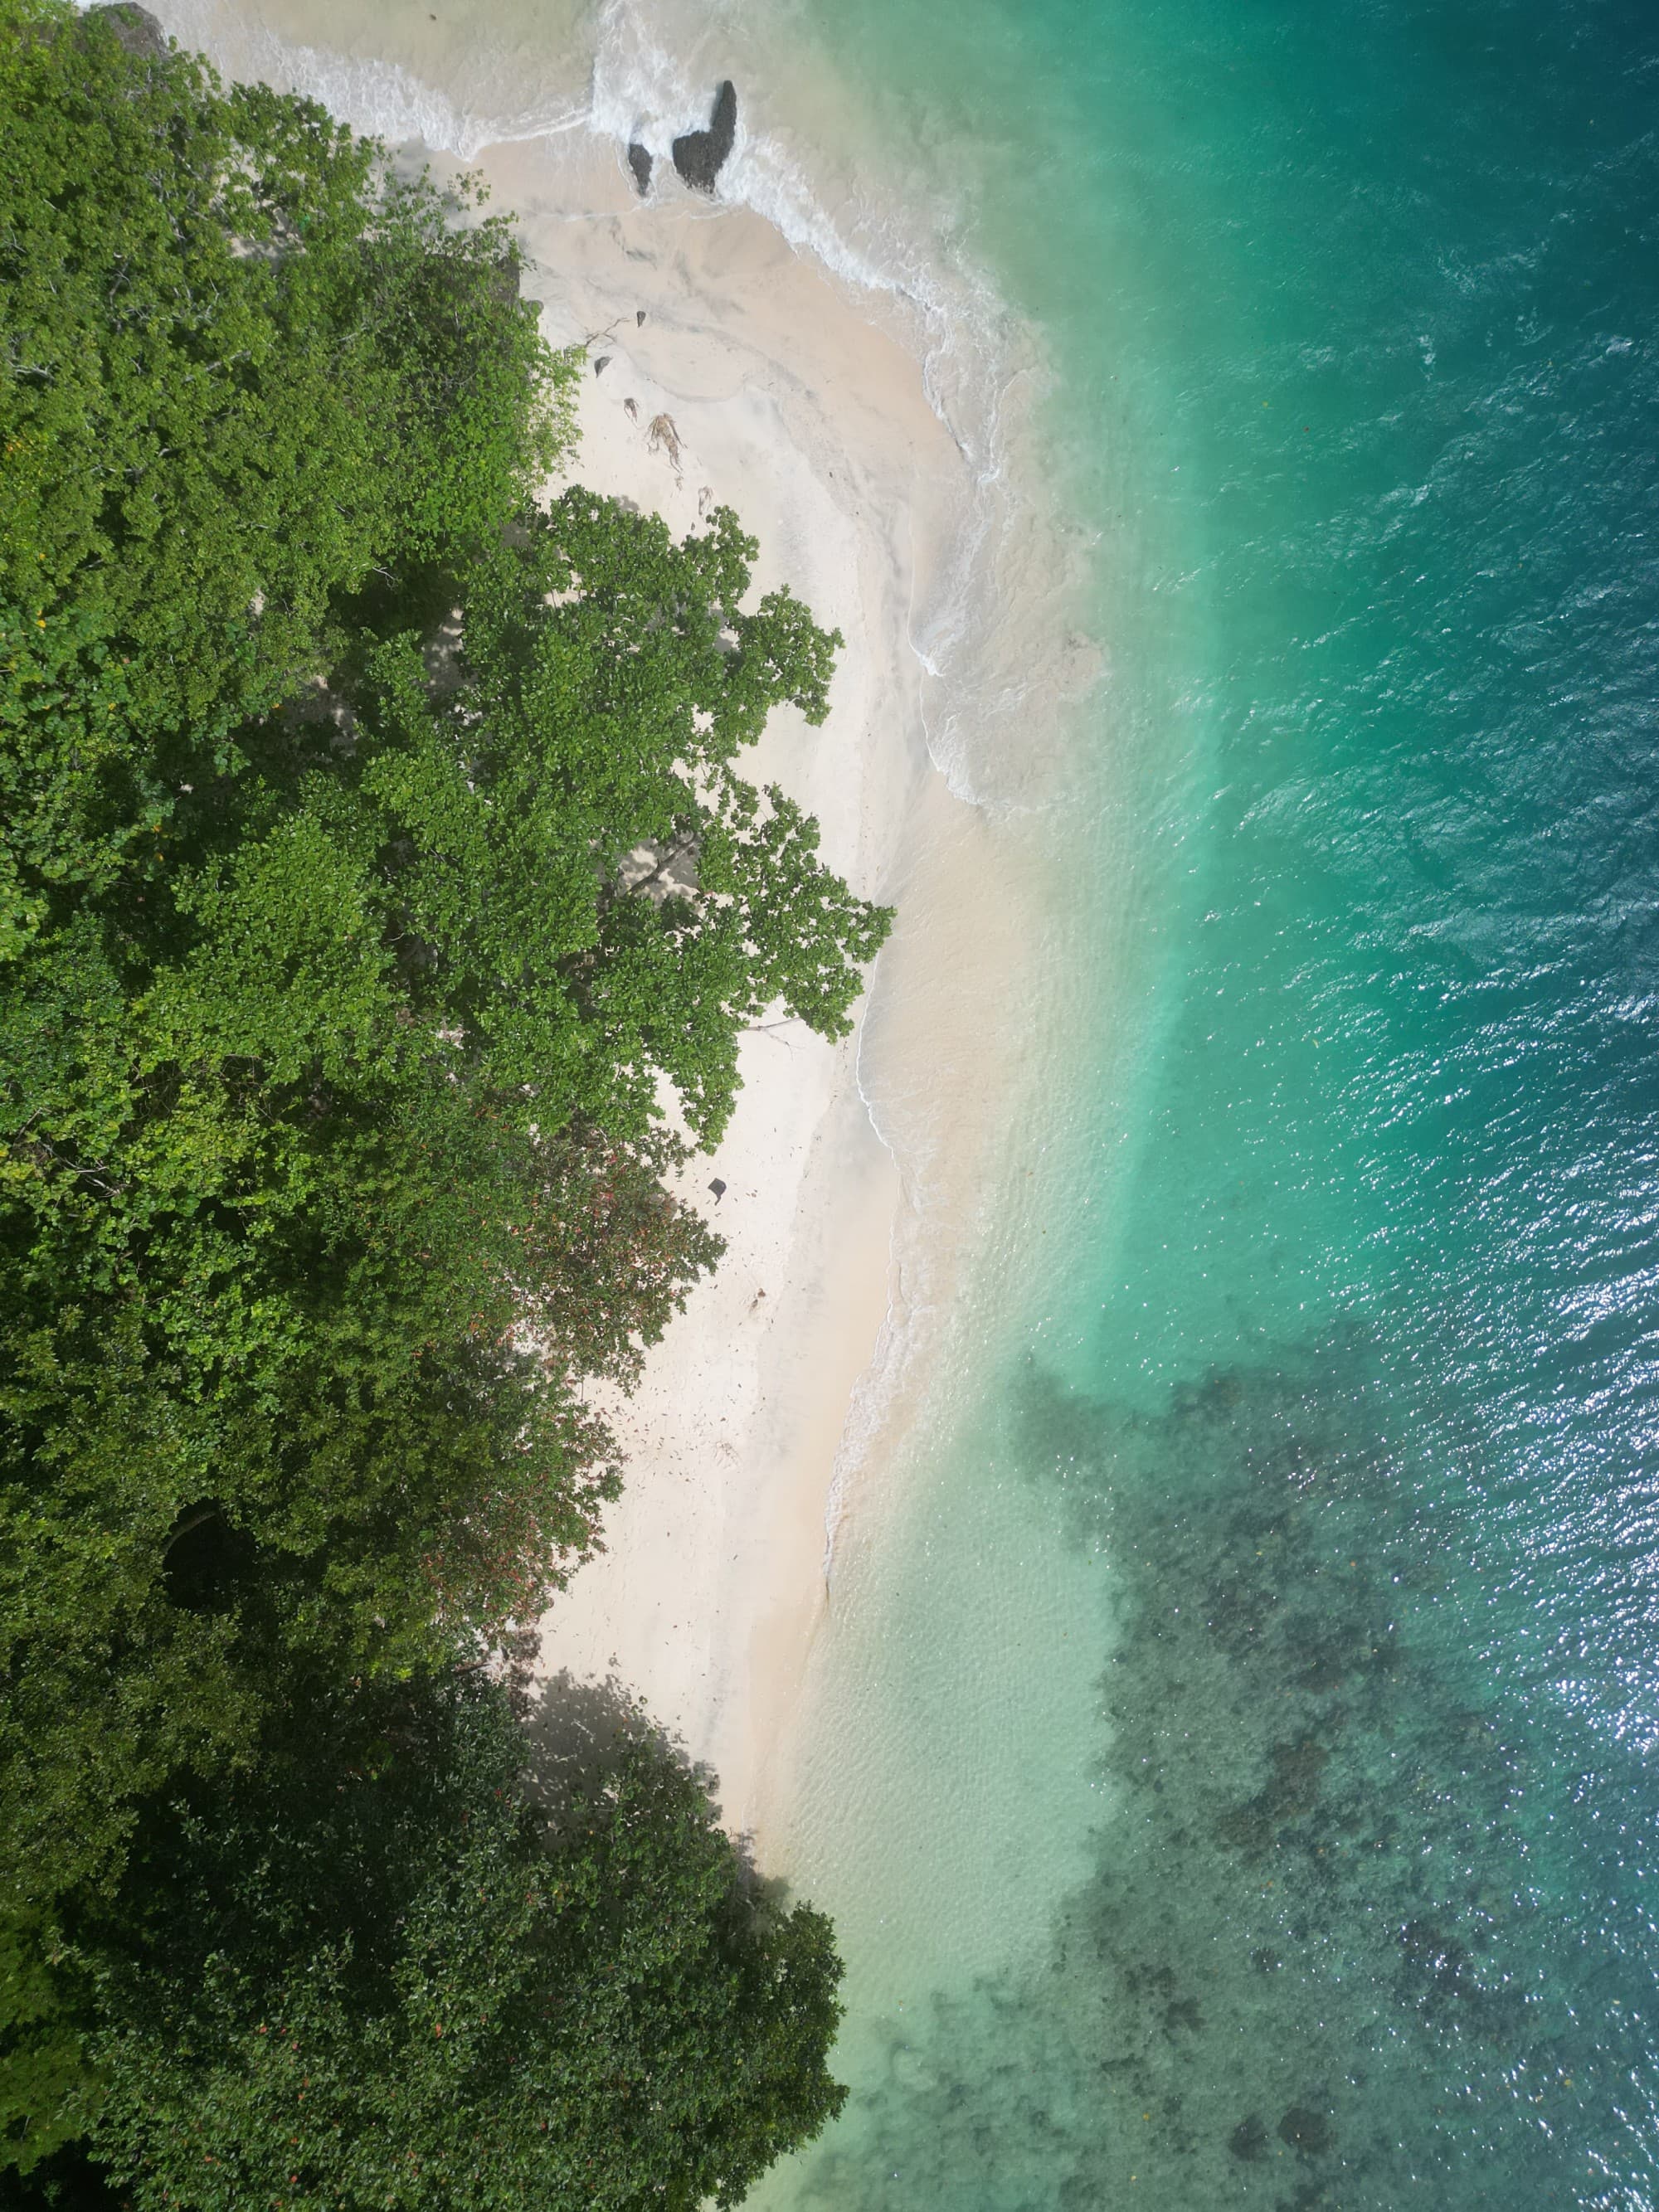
[508,1660,785,1902]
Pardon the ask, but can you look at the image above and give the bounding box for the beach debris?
[636,309,647,326]
[672,80,737,194]
[623,397,638,421]
[647,412,684,474]
[697,485,713,518]
[592,354,611,377]
[708,1178,727,1203]
[626,142,653,196]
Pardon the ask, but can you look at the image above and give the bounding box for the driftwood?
[647,412,684,474]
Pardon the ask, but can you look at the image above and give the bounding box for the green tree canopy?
[2,486,888,1942]
[1,0,570,766]
[80,1673,845,2211]
[1,1,866,2187]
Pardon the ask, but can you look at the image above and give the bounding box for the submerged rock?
[672,80,737,194]
[1228,2114,1269,2163]
[626,142,653,196]
[1277,2105,1334,2158]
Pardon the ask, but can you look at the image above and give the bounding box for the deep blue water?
[770,0,1659,2202]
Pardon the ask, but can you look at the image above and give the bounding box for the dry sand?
[474,135,990,1844]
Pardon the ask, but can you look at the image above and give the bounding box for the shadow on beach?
[513,1661,781,1898]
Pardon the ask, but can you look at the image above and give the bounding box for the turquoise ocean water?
[157,0,1659,2197]
[755,0,1659,2205]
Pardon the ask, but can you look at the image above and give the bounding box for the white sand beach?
[477,134,990,1845]
[114,0,1077,1861]
[465,132,1074,1855]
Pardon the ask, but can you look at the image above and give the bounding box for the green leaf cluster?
[1,1,870,2195]
[80,1674,845,2212]
[1,0,570,755]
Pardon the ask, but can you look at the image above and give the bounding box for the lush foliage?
[62,1674,844,2212]
[1,0,873,2193]
[0,0,570,766]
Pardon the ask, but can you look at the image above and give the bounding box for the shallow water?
[139,0,1659,2198]
[760,0,1659,2205]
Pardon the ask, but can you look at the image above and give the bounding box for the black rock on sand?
[672,80,737,194]
[626,142,653,196]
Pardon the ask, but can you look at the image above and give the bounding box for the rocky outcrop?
[671,81,737,195]
[85,3,168,62]
[626,142,654,196]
